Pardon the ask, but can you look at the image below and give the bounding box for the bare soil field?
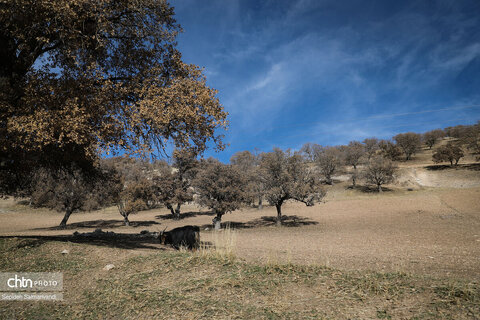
[1,162,480,280]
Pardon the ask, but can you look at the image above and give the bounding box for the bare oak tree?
[432,143,464,167]
[230,150,265,209]
[30,163,116,227]
[363,138,380,160]
[378,140,403,161]
[363,156,397,192]
[151,161,177,216]
[462,121,480,159]
[260,149,325,226]
[445,125,470,139]
[393,133,421,160]
[105,157,157,226]
[422,129,445,149]
[117,179,155,226]
[314,147,342,185]
[150,151,197,220]
[344,141,365,186]
[300,143,322,162]
[167,150,198,219]
[193,160,246,229]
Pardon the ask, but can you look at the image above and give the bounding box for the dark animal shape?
[160,225,200,250]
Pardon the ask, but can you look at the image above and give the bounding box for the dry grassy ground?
[1,145,479,319]
[1,237,479,319]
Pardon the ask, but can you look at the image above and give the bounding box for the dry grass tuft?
[195,226,237,262]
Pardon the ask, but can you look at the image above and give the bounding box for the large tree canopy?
[0,0,227,167]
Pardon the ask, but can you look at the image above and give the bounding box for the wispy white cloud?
[173,0,480,159]
[246,63,284,92]
[431,43,480,72]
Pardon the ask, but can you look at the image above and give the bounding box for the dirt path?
[397,164,480,189]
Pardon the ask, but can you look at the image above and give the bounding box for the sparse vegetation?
[363,137,380,160]
[363,156,397,192]
[0,135,479,318]
[153,150,198,220]
[433,143,465,167]
[423,129,445,149]
[379,139,403,161]
[28,163,116,227]
[193,160,246,229]
[198,226,237,261]
[313,146,342,185]
[344,141,365,186]
[230,150,265,209]
[394,132,421,160]
[260,148,325,226]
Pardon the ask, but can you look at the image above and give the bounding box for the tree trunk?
[258,195,263,210]
[276,204,282,226]
[116,202,130,226]
[122,213,130,226]
[352,167,357,187]
[174,203,181,220]
[59,209,73,228]
[378,184,382,193]
[213,212,223,230]
[167,204,176,218]
[326,176,333,185]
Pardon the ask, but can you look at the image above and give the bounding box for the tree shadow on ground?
[425,163,480,171]
[355,185,393,193]
[156,211,215,220]
[1,233,214,251]
[321,178,346,186]
[0,233,164,250]
[199,215,318,230]
[31,219,161,231]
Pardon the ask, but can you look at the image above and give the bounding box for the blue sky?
[171,0,480,162]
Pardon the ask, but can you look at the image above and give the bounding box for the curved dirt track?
[398,165,480,189]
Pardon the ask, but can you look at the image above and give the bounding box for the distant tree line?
[295,121,480,191]
[8,147,328,228]
[2,120,479,228]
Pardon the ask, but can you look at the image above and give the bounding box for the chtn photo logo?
[7,275,33,288]
[0,272,63,292]
[1,272,63,301]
